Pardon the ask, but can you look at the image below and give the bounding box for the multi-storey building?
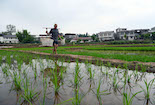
[97,31,115,41]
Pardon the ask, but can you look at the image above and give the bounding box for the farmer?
[46,24,62,54]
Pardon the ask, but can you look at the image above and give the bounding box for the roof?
[3,35,17,38]
[72,37,92,40]
[98,31,114,34]
[65,33,76,35]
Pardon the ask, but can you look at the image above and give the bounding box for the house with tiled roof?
[0,34,19,43]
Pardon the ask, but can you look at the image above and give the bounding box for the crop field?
[0,50,155,105]
[6,44,155,62]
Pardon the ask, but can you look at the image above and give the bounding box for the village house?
[97,31,115,41]
[0,34,19,43]
[149,27,155,33]
[65,33,77,40]
[116,28,149,40]
[70,37,92,43]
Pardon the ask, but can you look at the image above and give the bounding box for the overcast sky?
[0,0,155,35]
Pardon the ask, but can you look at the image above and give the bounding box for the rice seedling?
[93,79,111,105]
[72,60,86,105]
[21,77,40,105]
[139,79,155,103]
[11,71,22,91]
[140,64,146,72]
[123,91,142,105]
[57,97,74,105]
[49,62,64,93]
[2,65,9,77]
[112,69,120,90]
[127,72,133,84]
[42,75,47,105]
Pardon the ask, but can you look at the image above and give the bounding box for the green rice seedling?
[21,77,40,105]
[107,62,111,68]
[2,65,9,77]
[112,69,120,90]
[93,79,111,105]
[11,72,22,91]
[74,60,83,88]
[123,63,128,70]
[57,97,74,105]
[17,60,23,71]
[140,64,146,72]
[139,79,155,102]
[88,67,95,80]
[49,67,63,93]
[72,60,86,105]
[6,55,12,67]
[86,63,95,80]
[127,72,133,84]
[0,56,2,66]
[32,62,37,79]
[123,91,142,105]
[42,75,47,105]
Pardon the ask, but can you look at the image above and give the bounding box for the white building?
[65,33,77,40]
[70,37,92,43]
[116,28,149,40]
[39,34,65,46]
[149,27,155,33]
[97,31,115,41]
[0,34,19,43]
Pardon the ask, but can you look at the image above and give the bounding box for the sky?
[0,0,155,35]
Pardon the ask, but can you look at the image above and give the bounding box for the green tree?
[91,34,96,41]
[124,34,127,40]
[91,34,99,42]
[16,30,34,43]
[143,33,150,40]
[77,39,82,43]
[151,32,155,40]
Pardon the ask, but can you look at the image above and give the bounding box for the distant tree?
[91,34,96,41]
[91,34,99,42]
[124,34,127,40]
[143,33,150,40]
[77,39,82,43]
[1,32,8,35]
[151,32,155,40]
[6,24,16,35]
[16,30,34,43]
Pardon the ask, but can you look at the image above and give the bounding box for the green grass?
[85,46,155,51]
[41,50,155,62]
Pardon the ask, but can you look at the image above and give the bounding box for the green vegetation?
[0,51,154,105]
[4,43,155,62]
[16,30,37,43]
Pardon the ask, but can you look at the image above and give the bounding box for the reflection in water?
[42,60,66,104]
[0,54,154,105]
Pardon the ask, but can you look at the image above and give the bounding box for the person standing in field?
[46,24,62,54]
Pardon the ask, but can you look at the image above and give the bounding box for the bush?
[103,40,153,44]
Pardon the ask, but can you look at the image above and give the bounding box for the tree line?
[1,24,39,43]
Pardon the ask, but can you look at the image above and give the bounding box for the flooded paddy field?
[0,51,154,105]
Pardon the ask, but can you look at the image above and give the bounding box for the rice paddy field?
[0,44,155,105]
[6,43,155,62]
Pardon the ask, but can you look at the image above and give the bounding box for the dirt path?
[15,50,155,73]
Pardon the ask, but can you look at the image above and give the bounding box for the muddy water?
[0,58,154,105]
